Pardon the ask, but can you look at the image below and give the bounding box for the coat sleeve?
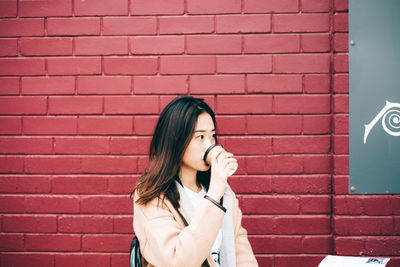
[233,196,259,267]
[133,194,224,267]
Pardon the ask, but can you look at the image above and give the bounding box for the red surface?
[1,0,399,266]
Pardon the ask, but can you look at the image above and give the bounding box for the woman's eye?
[197,135,204,139]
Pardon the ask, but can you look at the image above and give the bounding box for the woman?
[133,96,258,267]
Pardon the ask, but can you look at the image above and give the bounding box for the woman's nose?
[204,136,213,149]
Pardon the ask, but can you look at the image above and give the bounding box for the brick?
[24,195,80,213]
[134,116,158,135]
[3,215,57,233]
[19,0,71,17]
[190,75,244,94]
[304,74,330,93]
[108,175,139,194]
[272,175,331,194]
[333,175,349,194]
[0,0,17,18]
[81,196,132,214]
[301,34,330,52]
[247,75,301,93]
[0,233,24,251]
[0,77,19,95]
[58,215,113,233]
[0,195,25,212]
[246,155,303,174]
[333,74,349,93]
[103,17,157,35]
[113,215,133,233]
[25,234,80,251]
[137,156,149,173]
[104,96,158,115]
[215,115,246,135]
[56,254,110,267]
[131,0,184,15]
[54,137,109,154]
[275,255,325,267]
[24,156,81,174]
[275,215,330,234]
[48,96,102,115]
[104,57,157,75]
[74,0,128,16]
[0,116,21,134]
[77,76,131,95]
[0,137,53,154]
[303,236,332,253]
[0,18,44,37]
[1,253,54,267]
[244,0,299,13]
[333,114,348,134]
[0,156,23,173]
[21,76,75,95]
[240,195,299,214]
[303,154,332,174]
[229,176,272,194]
[335,0,348,11]
[47,57,101,75]
[244,34,300,53]
[334,13,348,32]
[52,176,107,194]
[75,37,128,55]
[301,0,330,12]
[216,95,272,114]
[187,35,241,54]
[47,17,100,36]
[23,116,77,135]
[79,116,133,135]
[248,115,302,134]
[333,135,349,154]
[334,237,365,255]
[364,196,398,216]
[0,58,45,75]
[274,95,331,114]
[250,236,303,254]
[217,55,272,74]
[334,94,348,113]
[334,33,349,52]
[334,196,364,215]
[274,54,330,73]
[131,36,184,55]
[160,56,215,74]
[0,96,46,115]
[19,37,72,56]
[187,0,241,14]
[216,14,271,33]
[301,195,331,213]
[159,16,214,34]
[241,215,274,234]
[0,176,51,193]
[82,156,137,174]
[334,53,349,73]
[223,136,272,155]
[304,115,331,134]
[273,136,330,154]
[334,154,348,174]
[335,216,394,235]
[274,14,329,33]
[134,75,187,94]
[365,237,400,255]
[0,38,17,56]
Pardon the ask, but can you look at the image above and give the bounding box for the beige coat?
[133,187,258,267]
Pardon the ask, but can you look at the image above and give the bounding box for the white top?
[183,185,222,267]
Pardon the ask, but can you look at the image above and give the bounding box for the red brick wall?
[0,0,399,266]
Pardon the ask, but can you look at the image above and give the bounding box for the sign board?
[349,0,400,194]
[319,255,390,267]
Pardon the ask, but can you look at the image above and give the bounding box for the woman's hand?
[207,146,237,202]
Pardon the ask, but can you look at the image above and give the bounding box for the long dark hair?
[133,96,217,209]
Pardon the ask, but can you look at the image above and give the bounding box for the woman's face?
[181,112,216,172]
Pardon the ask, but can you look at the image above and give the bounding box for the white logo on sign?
[364,100,400,144]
